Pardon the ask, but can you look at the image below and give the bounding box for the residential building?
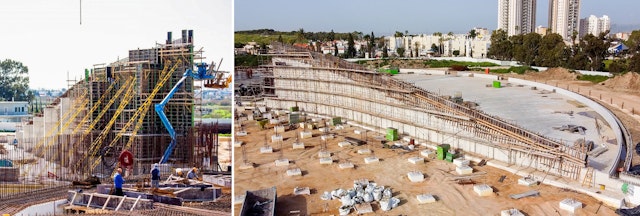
[497,0,537,36]
[579,15,610,38]
[536,26,549,36]
[549,0,581,41]
[0,101,30,132]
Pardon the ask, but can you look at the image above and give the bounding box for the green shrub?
[577,75,609,83]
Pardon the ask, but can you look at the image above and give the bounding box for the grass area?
[219,133,231,137]
[234,33,300,45]
[473,66,538,74]
[236,55,272,67]
[577,74,610,83]
[424,60,499,68]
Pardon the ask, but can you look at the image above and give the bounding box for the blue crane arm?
[156,71,190,164]
[156,63,214,164]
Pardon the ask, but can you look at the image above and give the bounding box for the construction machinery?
[155,60,231,164]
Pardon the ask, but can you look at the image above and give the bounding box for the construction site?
[0,30,232,215]
[233,42,638,215]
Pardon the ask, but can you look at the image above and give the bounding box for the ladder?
[582,167,594,188]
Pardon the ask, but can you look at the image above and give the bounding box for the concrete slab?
[407,171,424,182]
[559,198,582,213]
[319,157,333,165]
[518,177,538,186]
[453,158,470,167]
[357,148,372,155]
[339,162,354,169]
[275,159,289,166]
[416,194,436,204]
[274,126,285,133]
[321,135,334,141]
[260,146,273,154]
[474,184,493,196]
[364,156,379,164]
[271,135,283,142]
[456,165,473,175]
[286,168,302,176]
[300,131,312,139]
[234,141,243,148]
[292,142,305,149]
[421,150,435,159]
[408,157,424,164]
[236,131,247,137]
[318,150,331,158]
[338,141,351,148]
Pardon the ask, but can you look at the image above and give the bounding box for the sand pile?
[526,67,578,81]
[602,72,640,91]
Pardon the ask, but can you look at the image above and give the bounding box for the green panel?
[493,81,501,88]
[289,113,300,124]
[622,183,629,194]
[445,152,454,162]
[290,106,299,112]
[332,117,342,126]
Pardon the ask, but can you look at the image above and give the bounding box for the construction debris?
[293,187,310,195]
[553,124,586,135]
[500,208,525,216]
[559,198,583,213]
[509,190,540,199]
[322,179,401,214]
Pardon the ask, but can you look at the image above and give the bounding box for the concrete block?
[292,142,305,150]
[300,131,312,139]
[247,115,254,121]
[319,157,333,164]
[275,158,289,166]
[518,178,538,186]
[262,113,271,119]
[286,168,301,176]
[501,209,524,216]
[299,122,305,128]
[271,135,283,142]
[357,148,371,155]
[407,171,424,182]
[559,198,582,213]
[402,137,411,142]
[321,135,334,141]
[274,126,285,133]
[473,184,493,196]
[293,187,310,195]
[416,194,436,204]
[456,165,473,175]
[408,157,424,164]
[318,151,331,158]
[234,141,243,148]
[260,146,273,154]
[338,141,351,148]
[238,163,254,170]
[339,162,354,169]
[269,119,279,124]
[420,150,435,158]
[335,125,344,130]
[453,158,470,167]
[318,127,329,133]
[354,130,362,135]
[236,131,247,137]
[364,156,379,164]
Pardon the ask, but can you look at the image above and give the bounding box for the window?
[21,107,24,112]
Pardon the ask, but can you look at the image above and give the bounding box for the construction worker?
[151,163,160,188]
[187,167,199,180]
[113,168,124,196]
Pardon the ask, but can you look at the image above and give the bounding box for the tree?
[369,31,376,57]
[346,33,357,58]
[629,54,640,72]
[396,47,406,57]
[334,43,338,56]
[608,59,627,73]
[0,59,31,101]
[512,33,541,66]
[624,30,640,54]
[536,33,566,67]
[453,50,460,56]
[382,46,389,58]
[487,29,513,60]
[581,32,610,71]
[328,30,335,41]
[469,29,477,39]
[277,35,284,43]
[430,43,439,52]
[295,28,306,43]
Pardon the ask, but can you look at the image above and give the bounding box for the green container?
[445,152,454,162]
[386,127,398,141]
[492,81,501,88]
[290,106,299,112]
[289,113,300,124]
[378,67,399,75]
[332,117,342,126]
[437,144,450,160]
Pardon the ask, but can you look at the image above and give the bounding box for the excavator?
[155,60,231,164]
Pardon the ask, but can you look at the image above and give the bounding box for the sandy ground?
[234,113,617,216]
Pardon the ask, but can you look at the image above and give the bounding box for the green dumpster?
[386,127,398,141]
[437,144,450,160]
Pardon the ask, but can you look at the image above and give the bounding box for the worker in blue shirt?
[187,167,199,180]
[151,163,160,188]
[113,168,124,196]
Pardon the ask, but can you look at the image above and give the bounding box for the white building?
[497,0,537,36]
[579,15,611,38]
[0,101,30,132]
[549,0,581,41]
[387,34,490,58]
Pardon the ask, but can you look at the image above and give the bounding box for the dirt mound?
[602,72,640,91]
[525,67,578,81]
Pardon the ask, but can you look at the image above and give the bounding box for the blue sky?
[235,0,639,35]
[0,0,232,89]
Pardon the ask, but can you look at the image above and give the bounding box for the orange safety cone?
[485,68,489,74]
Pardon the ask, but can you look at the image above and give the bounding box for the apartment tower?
[497,0,537,36]
[549,0,581,41]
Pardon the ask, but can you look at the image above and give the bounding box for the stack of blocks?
[286,168,302,176]
[319,157,333,164]
[559,198,582,213]
[339,162,354,169]
[407,171,424,182]
[274,126,285,133]
[300,131,312,139]
[357,149,371,154]
[318,151,331,158]
[271,135,283,142]
[260,146,273,154]
[275,158,289,166]
[364,156,379,164]
[500,209,524,216]
[454,158,473,175]
[338,141,351,147]
[408,157,424,164]
[420,150,435,159]
[292,142,305,149]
